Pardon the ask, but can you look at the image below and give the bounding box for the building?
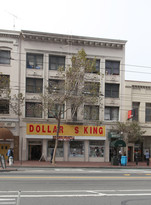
[125,80,151,162]
[0,29,126,162]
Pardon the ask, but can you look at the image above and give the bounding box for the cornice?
[0,30,20,39]
[21,30,126,49]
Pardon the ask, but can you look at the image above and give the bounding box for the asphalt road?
[0,168,151,205]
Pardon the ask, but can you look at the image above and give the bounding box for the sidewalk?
[1,160,151,171]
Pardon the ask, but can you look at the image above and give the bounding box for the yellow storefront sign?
[27,123,105,137]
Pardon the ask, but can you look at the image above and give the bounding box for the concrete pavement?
[1,160,151,171]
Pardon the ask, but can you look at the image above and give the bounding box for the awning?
[0,128,13,139]
[110,139,126,148]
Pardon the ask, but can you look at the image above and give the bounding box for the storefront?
[0,128,19,160]
[26,123,106,162]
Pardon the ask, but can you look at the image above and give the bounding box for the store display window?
[69,141,84,157]
[48,140,64,157]
[89,140,104,157]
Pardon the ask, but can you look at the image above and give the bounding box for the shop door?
[0,144,10,160]
[28,145,42,160]
[128,146,133,162]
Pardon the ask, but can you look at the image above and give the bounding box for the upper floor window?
[86,59,100,73]
[105,83,119,98]
[105,106,119,121]
[0,50,10,65]
[0,75,10,89]
[49,55,65,70]
[132,102,140,121]
[27,53,43,69]
[84,82,100,96]
[49,79,65,94]
[0,100,9,114]
[84,105,99,120]
[48,104,64,119]
[26,78,43,93]
[105,60,120,75]
[25,102,42,118]
[145,103,151,122]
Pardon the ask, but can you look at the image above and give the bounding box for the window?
[86,59,100,73]
[0,75,10,88]
[26,102,42,118]
[0,50,10,64]
[84,105,99,120]
[146,103,151,122]
[26,78,43,93]
[105,83,119,98]
[84,82,100,96]
[89,141,105,157]
[48,104,64,119]
[49,79,65,94]
[49,55,65,70]
[0,100,9,114]
[48,140,63,157]
[105,60,120,75]
[26,53,43,69]
[132,102,140,121]
[69,141,84,157]
[105,107,119,121]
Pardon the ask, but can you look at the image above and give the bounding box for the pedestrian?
[135,151,138,165]
[50,148,54,163]
[118,150,122,166]
[145,150,150,166]
[6,148,11,163]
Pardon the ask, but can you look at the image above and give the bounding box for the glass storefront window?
[69,141,84,157]
[89,140,105,157]
[47,140,64,157]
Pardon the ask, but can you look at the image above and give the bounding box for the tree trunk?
[52,112,61,165]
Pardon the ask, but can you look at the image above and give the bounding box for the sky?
[0,0,151,82]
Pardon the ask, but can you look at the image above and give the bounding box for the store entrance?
[28,141,42,160]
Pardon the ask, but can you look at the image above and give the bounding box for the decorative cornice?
[0,30,20,39]
[21,30,127,49]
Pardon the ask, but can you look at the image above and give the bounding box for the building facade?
[125,80,151,162]
[0,29,126,162]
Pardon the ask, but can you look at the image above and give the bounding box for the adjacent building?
[0,29,126,162]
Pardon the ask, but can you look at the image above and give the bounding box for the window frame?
[145,103,151,122]
[84,105,99,120]
[0,50,10,65]
[86,58,100,73]
[49,55,65,70]
[0,100,9,114]
[48,104,65,119]
[26,53,43,69]
[26,78,43,93]
[105,83,119,98]
[25,102,42,118]
[105,60,120,75]
[48,79,65,94]
[105,106,119,121]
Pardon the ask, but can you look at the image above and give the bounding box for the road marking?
[123,174,131,176]
[0,176,151,179]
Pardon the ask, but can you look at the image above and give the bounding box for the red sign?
[128,110,133,119]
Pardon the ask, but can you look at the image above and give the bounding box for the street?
[0,168,151,204]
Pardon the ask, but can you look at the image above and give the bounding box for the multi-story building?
[125,80,151,162]
[0,29,126,162]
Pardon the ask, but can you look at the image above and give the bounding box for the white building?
[0,29,126,162]
[125,80,151,162]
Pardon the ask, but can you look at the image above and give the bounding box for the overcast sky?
[0,0,151,82]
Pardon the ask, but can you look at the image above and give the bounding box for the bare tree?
[41,49,102,164]
[113,121,145,144]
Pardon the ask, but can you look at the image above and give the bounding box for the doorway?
[28,140,42,160]
[128,146,133,162]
